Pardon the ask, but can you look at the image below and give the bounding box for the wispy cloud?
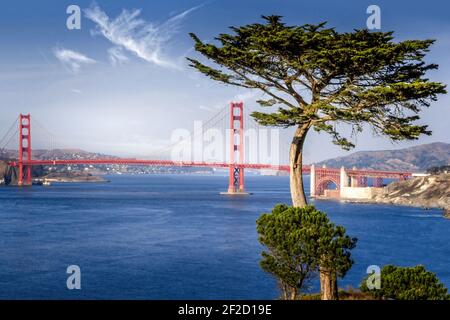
[85,3,201,68]
[108,47,129,66]
[54,48,96,73]
[233,91,261,103]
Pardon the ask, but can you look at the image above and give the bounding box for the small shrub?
[360,265,449,300]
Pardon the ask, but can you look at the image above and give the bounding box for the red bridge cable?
[149,105,229,159]
[0,116,19,150]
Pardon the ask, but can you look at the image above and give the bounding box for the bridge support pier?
[310,164,316,197]
[221,165,247,195]
[340,166,349,198]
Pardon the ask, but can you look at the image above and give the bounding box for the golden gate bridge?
[0,102,412,196]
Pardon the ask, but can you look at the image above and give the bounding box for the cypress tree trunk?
[290,288,297,300]
[280,282,289,300]
[280,282,298,300]
[290,125,339,300]
[320,268,338,300]
[289,126,308,207]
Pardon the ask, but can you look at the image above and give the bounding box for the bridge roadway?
[8,159,412,179]
[9,159,292,172]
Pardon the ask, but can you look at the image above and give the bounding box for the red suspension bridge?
[1,102,412,197]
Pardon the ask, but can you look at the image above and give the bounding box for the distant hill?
[0,148,120,161]
[316,142,450,172]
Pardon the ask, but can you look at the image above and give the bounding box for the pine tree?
[361,265,450,300]
[257,204,357,300]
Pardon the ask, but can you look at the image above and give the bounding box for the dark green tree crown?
[256,204,357,293]
[188,15,446,150]
[361,265,449,300]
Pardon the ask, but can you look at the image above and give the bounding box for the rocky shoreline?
[341,174,450,218]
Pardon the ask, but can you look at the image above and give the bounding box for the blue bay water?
[0,174,449,299]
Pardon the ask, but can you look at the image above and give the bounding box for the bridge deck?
[7,159,412,178]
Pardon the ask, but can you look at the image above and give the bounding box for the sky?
[0,0,449,163]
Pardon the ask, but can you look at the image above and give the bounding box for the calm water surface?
[0,174,448,299]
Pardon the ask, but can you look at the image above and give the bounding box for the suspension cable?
[0,116,19,150]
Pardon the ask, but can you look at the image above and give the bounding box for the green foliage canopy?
[361,265,450,300]
[256,204,357,298]
[188,16,446,150]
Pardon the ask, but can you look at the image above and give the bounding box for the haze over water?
[0,174,448,299]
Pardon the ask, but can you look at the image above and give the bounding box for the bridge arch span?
[316,177,340,196]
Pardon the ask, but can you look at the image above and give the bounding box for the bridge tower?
[18,114,32,186]
[223,102,247,195]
